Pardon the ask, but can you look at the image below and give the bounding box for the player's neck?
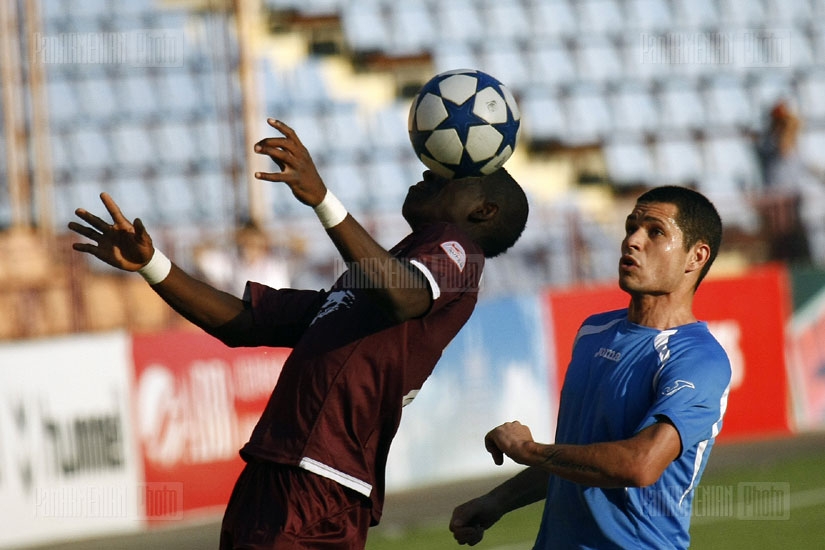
[626,293,697,330]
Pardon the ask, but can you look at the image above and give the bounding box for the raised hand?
[68,192,154,271]
[484,421,536,466]
[253,118,328,207]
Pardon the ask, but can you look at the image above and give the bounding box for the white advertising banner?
[0,332,143,548]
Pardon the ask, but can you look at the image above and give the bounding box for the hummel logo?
[594,347,622,362]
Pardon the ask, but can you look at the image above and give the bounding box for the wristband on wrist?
[313,190,348,229]
[138,248,172,285]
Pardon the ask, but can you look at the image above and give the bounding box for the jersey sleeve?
[636,338,732,457]
[398,223,484,314]
[242,282,327,347]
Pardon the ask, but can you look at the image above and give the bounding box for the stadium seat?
[619,31,671,83]
[810,23,825,65]
[747,72,795,121]
[524,37,578,88]
[79,78,119,121]
[287,60,331,109]
[109,177,158,223]
[563,83,613,145]
[110,124,157,168]
[386,3,437,55]
[798,128,825,175]
[154,175,197,221]
[317,155,370,213]
[573,36,624,84]
[609,82,660,135]
[47,78,81,126]
[159,71,206,117]
[624,0,674,32]
[525,0,578,39]
[433,0,485,46]
[477,39,531,90]
[322,102,368,156]
[652,134,705,185]
[788,29,815,69]
[117,76,159,119]
[763,0,812,25]
[367,100,412,154]
[341,1,389,53]
[702,135,763,192]
[72,129,112,173]
[363,154,410,211]
[282,108,328,157]
[432,40,479,75]
[478,0,531,42]
[717,0,768,26]
[189,118,224,164]
[519,87,566,143]
[576,0,624,36]
[603,138,656,187]
[655,78,707,132]
[702,75,756,131]
[671,0,720,30]
[156,123,196,166]
[795,70,825,120]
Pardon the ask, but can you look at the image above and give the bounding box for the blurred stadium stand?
[2,0,825,339]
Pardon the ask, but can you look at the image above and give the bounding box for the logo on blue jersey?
[594,347,622,362]
[663,379,696,396]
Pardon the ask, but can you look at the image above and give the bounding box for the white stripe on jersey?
[299,456,372,497]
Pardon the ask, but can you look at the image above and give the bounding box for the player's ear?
[685,241,711,274]
[468,201,498,223]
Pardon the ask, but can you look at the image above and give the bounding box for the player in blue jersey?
[450,186,731,549]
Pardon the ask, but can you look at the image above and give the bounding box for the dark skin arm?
[69,119,431,344]
[449,419,681,546]
[253,118,431,321]
[69,194,254,344]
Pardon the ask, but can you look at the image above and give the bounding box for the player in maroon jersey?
[69,119,529,549]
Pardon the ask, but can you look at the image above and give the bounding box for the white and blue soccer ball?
[408,69,521,179]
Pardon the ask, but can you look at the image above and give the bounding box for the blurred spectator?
[754,101,825,264]
[195,221,291,294]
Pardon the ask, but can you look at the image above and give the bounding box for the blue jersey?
[534,309,731,549]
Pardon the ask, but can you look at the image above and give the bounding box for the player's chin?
[618,274,640,293]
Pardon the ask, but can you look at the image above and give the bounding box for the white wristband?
[313,190,348,229]
[138,249,172,285]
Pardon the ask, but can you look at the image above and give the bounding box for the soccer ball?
[408,69,521,179]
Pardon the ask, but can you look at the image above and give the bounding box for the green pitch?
[366,451,825,549]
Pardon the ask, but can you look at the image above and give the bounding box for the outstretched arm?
[450,466,549,546]
[69,193,254,344]
[253,119,431,322]
[449,419,680,546]
[484,419,681,488]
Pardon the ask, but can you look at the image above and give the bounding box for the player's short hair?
[636,185,723,288]
[476,168,529,258]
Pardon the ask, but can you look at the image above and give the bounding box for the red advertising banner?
[131,330,289,520]
[787,290,825,430]
[544,264,793,442]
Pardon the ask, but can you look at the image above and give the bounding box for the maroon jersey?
[239,222,483,524]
